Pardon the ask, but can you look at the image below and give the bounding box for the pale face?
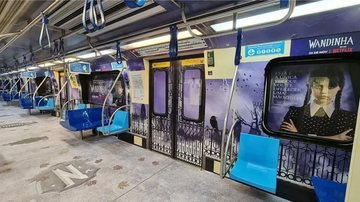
[311,77,340,106]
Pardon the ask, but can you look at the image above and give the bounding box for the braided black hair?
[303,66,344,109]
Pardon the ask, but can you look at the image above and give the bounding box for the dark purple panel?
[183,69,202,120]
[128,59,145,71]
[153,70,167,115]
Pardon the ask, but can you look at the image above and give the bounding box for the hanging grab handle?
[82,0,91,32]
[124,0,146,8]
[116,41,123,64]
[90,0,106,30]
[39,12,51,49]
[169,25,178,59]
[83,0,106,32]
[59,37,65,54]
[234,29,242,66]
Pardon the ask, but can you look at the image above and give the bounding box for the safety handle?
[124,0,146,8]
[116,41,123,64]
[39,12,51,49]
[84,0,106,32]
[234,29,242,66]
[94,0,105,29]
[82,0,91,32]
[169,25,178,59]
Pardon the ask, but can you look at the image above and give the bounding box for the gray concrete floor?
[0,103,288,202]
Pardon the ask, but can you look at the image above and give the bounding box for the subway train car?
[0,0,359,201]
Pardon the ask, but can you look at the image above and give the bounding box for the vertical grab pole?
[2,80,11,93]
[101,68,125,136]
[32,75,49,107]
[55,71,71,108]
[220,29,242,178]
[17,78,31,97]
[9,78,20,94]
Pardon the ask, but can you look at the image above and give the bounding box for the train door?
[150,57,205,166]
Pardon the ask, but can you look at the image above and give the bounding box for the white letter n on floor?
[52,164,89,188]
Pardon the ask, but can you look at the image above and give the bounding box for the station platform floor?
[0,103,288,202]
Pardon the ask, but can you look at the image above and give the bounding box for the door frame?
[149,54,206,162]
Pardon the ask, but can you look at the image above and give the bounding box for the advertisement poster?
[129,71,147,104]
[88,73,126,106]
[183,69,202,119]
[89,78,109,104]
[68,75,81,100]
[290,32,360,56]
[266,63,358,142]
[69,74,79,89]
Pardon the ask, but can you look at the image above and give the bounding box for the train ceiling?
[0,0,359,72]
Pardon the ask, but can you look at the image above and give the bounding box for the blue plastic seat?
[96,111,129,135]
[75,103,87,110]
[34,96,47,107]
[229,133,280,194]
[2,92,11,101]
[60,108,108,131]
[36,98,55,111]
[311,176,346,202]
[12,92,21,100]
[20,97,34,109]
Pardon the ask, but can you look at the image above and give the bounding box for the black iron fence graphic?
[204,127,350,185]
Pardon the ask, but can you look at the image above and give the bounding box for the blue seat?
[34,96,47,107]
[20,97,34,109]
[96,111,129,135]
[311,176,346,202]
[61,103,87,121]
[60,108,108,131]
[75,103,87,110]
[36,97,55,111]
[2,92,11,101]
[11,92,20,100]
[229,133,280,194]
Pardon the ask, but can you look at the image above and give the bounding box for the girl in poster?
[112,79,126,107]
[280,68,357,141]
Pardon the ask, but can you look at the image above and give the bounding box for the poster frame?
[262,53,360,148]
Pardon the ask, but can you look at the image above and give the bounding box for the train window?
[182,69,202,121]
[262,53,360,146]
[153,70,168,116]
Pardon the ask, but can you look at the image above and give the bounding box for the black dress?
[282,104,357,136]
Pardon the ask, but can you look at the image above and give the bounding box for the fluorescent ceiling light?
[77,52,96,59]
[39,62,55,67]
[77,49,116,59]
[122,29,202,50]
[53,60,64,64]
[64,57,78,63]
[53,57,79,63]
[211,0,360,32]
[100,49,116,55]
[18,68,26,72]
[27,66,39,70]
